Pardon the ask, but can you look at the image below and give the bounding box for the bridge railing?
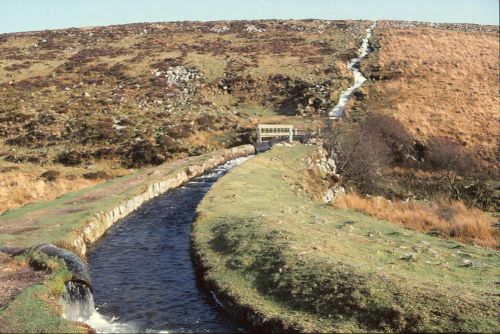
[256,124,322,144]
[257,124,294,143]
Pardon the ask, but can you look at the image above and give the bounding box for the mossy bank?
[0,252,88,333]
[192,144,499,333]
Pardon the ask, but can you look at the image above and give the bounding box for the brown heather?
[360,25,500,172]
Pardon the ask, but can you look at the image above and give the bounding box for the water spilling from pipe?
[61,282,94,321]
[329,22,376,119]
[60,156,252,333]
[61,282,137,332]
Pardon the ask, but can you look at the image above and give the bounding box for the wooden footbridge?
[256,124,294,143]
[256,124,321,144]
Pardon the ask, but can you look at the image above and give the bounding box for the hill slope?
[357,21,499,172]
[0,19,369,212]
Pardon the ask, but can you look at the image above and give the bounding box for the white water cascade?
[61,282,136,333]
[329,22,376,119]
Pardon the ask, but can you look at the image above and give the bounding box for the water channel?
[74,157,251,333]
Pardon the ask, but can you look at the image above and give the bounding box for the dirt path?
[0,253,47,308]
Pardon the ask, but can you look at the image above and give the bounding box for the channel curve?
[83,157,251,333]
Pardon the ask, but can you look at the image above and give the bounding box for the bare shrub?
[326,119,391,193]
[82,171,108,180]
[40,170,61,182]
[363,114,415,164]
[326,115,497,211]
[423,137,479,200]
[56,150,85,166]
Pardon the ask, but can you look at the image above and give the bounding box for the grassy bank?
[192,144,499,333]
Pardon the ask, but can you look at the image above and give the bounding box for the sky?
[0,0,498,34]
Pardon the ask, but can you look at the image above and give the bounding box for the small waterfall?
[61,282,95,321]
[329,22,376,119]
[61,282,135,333]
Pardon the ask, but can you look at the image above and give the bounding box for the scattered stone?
[460,259,473,267]
[162,66,201,85]
[210,26,230,33]
[377,20,498,33]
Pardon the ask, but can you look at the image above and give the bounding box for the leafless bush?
[326,114,497,210]
[363,114,415,164]
[423,137,495,209]
[125,139,166,168]
[326,119,391,193]
[82,171,108,180]
[56,150,86,166]
[40,170,61,182]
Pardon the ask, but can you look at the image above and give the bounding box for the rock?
[164,66,201,84]
[460,259,473,267]
[245,25,266,33]
[323,188,335,203]
[400,253,415,261]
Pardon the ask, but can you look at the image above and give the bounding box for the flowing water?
[61,157,252,333]
[329,22,376,119]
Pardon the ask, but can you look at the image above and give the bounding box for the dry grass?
[0,172,99,213]
[334,192,497,248]
[362,27,499,170]
[0,162,130,213]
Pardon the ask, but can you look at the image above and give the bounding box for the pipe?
[0,244,92,290]
[253,142,271,153]
[0,246,26,256]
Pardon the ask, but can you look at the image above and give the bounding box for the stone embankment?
[304,146,344,203]
[65,145,255,257]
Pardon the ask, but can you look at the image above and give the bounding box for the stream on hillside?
[329,22,376,119]
[64,157,251,333]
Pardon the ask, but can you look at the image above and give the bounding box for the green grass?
[192,145,500,333]
[0,252,86,333]
[0,173,139,248]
